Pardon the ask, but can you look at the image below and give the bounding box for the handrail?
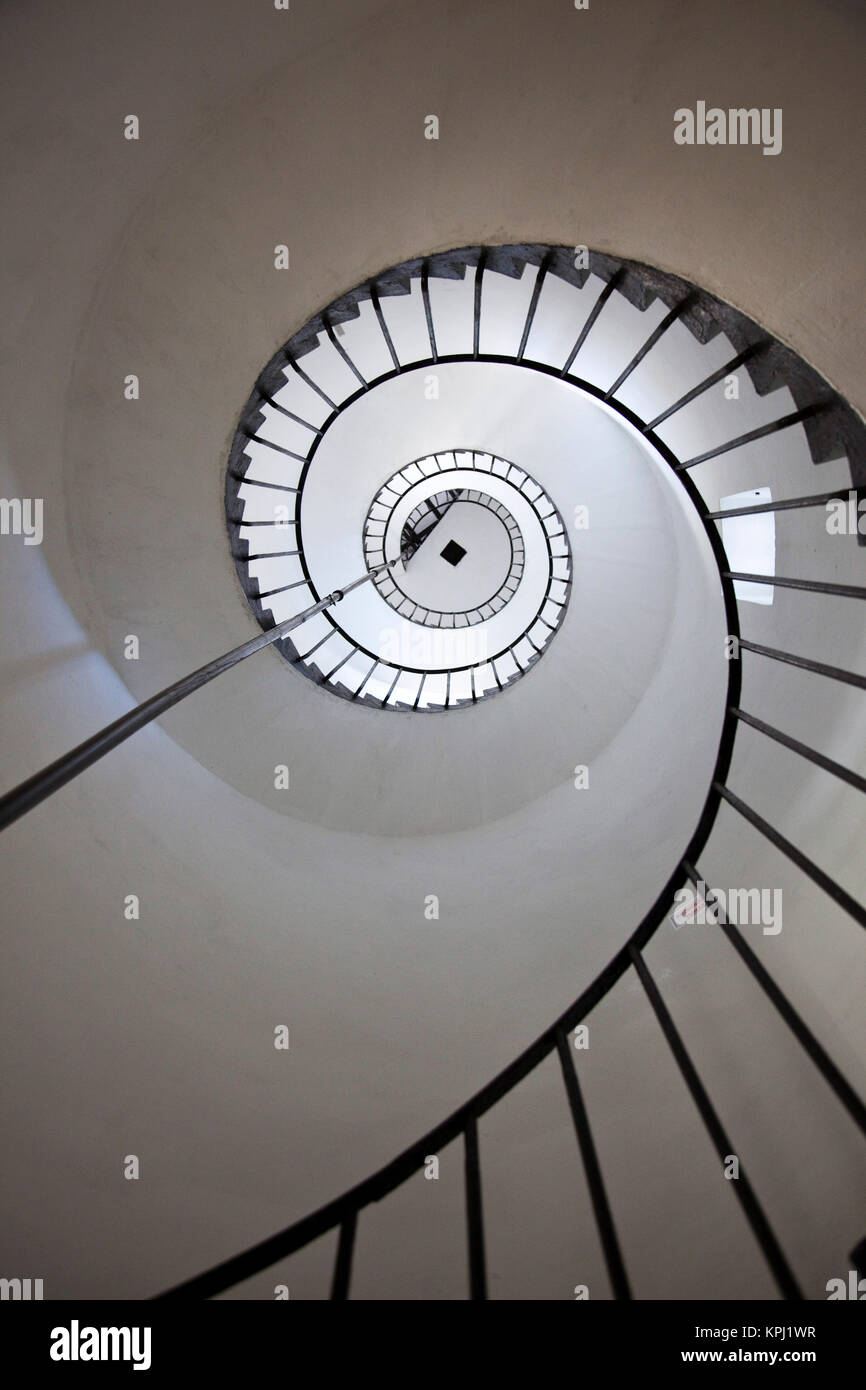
[0,563,398,833]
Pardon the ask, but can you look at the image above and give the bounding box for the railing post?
[628,943,803,1300]
[683,860,866,1136]
[464,1116,488,1300]
[330,1212,358,1301]
[554,1026,631,1299]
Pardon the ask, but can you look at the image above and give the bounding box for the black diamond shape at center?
[440,539,467,567]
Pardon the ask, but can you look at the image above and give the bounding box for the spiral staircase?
[3,241,864,1300]
[201,244,866,1298]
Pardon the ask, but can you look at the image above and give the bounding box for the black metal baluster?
[321,648,357,684]
[243,434,308,464]
[555,1027,631,1299]
[643,341,770,432]
[560,268,625,376]
[628,943,803,1300]
[604,293,698,400]
[289,357,338,412]
[705,488,856,521]
[380,667,402,709]
[730,709,866,795]
[239,549,300,563]
[682,861,866,1136]
[677,404,829,470]
[229,472,300,491]
[353,658,380,701]
[412,673,427,710]
[464,1116,487,1299]
[739,638,866,691]
[517,250,553,361]
[421,261,438,362]
[325,315,367,387]
[370,283,400,369]
[331,1212,358,1300]
[292,631,339,665]
[254,579,308,601]
[231,516,299,528]
[472,250,487,359]
[723,572,866,600]
[714,784,866,929]
[254,386,320,435]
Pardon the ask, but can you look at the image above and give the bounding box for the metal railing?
[162,248,865,1298]
[1,244,864,1298]
[0,564,399,833]
[150,833,865,1301]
